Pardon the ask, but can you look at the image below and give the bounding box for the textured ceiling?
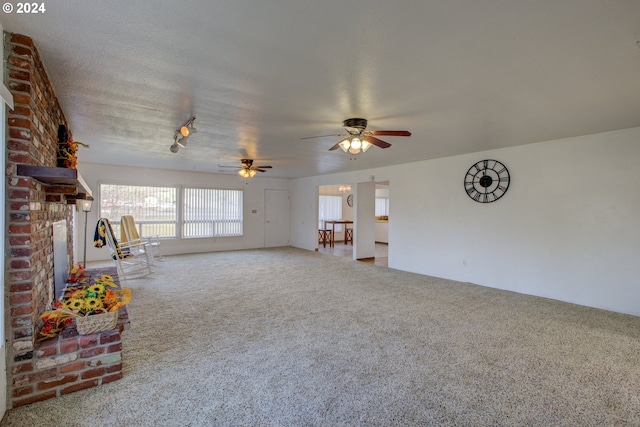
[2,0,640,178]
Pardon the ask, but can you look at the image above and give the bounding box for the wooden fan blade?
[365,136,392,149]
[371,130,411,137]
[301,133,348,140]
[328,142,341,151]
[255,168,268,172]
[218,165,242,169]
[253,165,272,169]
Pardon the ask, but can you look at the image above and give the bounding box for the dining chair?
[318,228,332,248]
[345,226,353,244]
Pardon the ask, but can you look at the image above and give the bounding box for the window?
[375,197,389,217]
[100,184,244,240]
[100,184,177,239]
[319,195,343,230]
[183,188,243,237]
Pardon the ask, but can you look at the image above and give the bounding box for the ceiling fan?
[218,159,272,178]
[301,118,411,154]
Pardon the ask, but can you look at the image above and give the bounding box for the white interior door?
[265,189,289,247]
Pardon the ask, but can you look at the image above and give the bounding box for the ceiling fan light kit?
[339,137,372,154]
[302,118,411,154]
[170,117,197,153]
[239,168,257,178]
[218,158,273,178]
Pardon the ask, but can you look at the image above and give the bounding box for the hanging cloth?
[94,218,130,259]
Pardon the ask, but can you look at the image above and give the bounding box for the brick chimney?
[4,31,94,407]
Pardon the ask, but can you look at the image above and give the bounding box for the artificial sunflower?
[96,275,117,287]
[67,298,86,311]
[89,284,105,294]
[71,289,87,299]
[61,300,75,310]
[84,297,104,311]
[67,264,87,284]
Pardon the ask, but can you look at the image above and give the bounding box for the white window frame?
[99,183,178,239]
[182,187,243,238]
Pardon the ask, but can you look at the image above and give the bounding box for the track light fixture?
[170,117,197,153]
[180,117,197,137]
[176,134,188,149]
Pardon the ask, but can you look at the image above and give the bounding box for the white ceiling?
[2,1,639,179]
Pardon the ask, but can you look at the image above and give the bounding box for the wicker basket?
[75,311,118,335]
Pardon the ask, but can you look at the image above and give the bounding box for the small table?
[324,220,354,247]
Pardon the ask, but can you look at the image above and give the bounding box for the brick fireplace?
[5,32,125,408]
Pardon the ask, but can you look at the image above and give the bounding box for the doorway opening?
[317,182,389,267]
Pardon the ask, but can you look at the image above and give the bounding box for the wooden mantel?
[16,164,92,200]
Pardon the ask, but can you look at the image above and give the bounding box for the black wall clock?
[464,159,510,203]
[347,194,354,207]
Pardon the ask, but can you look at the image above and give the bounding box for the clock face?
[347,194,354,207]
[464,159,510,203]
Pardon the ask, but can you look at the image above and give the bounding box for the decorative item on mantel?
[39,265,132,338]
[57,124,89,169]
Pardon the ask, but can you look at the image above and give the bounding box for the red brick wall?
[12,329,124,407]
[6,33,64,168]
[4,32,124,408]
[5,29,73,354]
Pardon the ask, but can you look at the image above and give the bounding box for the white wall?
[77,163,290,261]
[290,127,640,316]
[353,182,376,259]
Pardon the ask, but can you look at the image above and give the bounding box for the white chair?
[120,215,161,262]
[94,218,152,282]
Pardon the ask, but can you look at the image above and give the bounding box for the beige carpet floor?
[2,247,639,426]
